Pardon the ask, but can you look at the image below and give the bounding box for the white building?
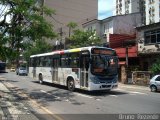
[113,0,140,15]
[145,0,160,25]
[114,0,160,25]
[82,13,141,44]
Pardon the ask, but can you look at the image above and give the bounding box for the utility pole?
[126,46,128,68]
[59,27,64,50]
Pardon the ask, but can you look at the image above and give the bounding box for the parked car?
[10,67,15,72]
[149,75,160,92]
[16,67,28,76]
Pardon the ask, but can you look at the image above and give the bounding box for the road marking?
[40,90,48,93]
[95,98,101,101]
[129,91,147,95]
[29,99,63,120]
[129,93,137,96]
[115,88,127,92]
[109,95,118,97]
[3,82,64,120]
[40,90,60,99]
[74,93,93,99]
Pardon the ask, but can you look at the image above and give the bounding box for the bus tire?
[67,78,75,91]
[39,74,43,84]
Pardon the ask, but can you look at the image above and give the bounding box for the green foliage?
[67,22,77,28]
[23,39,52,63]
[68,29,101,48]
[150,58,160,75]
[67,22,78,37]
[0,0,56,63]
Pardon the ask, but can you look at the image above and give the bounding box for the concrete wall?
[44,0,98,30]
[82,13,141,44]
[113,13,141,35]
[44,0,98,45]
[137,24,160,54]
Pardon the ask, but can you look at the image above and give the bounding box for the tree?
[67,22,77,37]
[23,39,52,64]
[68,29,101,49]
[150,57,160,75]
[0,0,56,65]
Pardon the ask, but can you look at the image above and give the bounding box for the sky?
[1,1,114,22]
[0,5,10,22]
[98,0,114,20]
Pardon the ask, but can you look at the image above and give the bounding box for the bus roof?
[30,46,114,58]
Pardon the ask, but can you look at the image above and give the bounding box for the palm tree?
[67,22,77,37]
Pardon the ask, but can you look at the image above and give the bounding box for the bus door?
[80,51,90,88]
[52,56,59,83]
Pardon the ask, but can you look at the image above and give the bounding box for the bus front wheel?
[67,79,75,91]
[39,74,43,84]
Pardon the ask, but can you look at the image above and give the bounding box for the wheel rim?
[68,80,74,91]
[39,75,43,84]
[151,86,156,92]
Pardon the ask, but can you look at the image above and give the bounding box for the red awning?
[115,46,137,58]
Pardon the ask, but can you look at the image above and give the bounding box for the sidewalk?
[118,82,150,91]
[0,76,39,120]
[0,75,60,120]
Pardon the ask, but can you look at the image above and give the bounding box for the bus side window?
[61,54,68,67]
[32,58,37,67]
[69,52,79,68]
[45,56,51,67]
[39,57,44,67]
[36,57,40,67]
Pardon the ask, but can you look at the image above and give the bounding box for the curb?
[118,83,150,91]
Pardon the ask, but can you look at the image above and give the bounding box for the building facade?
[145,0,160,25]
[114,0,160,25]
[82,13,141,44]
[136,22,160,70]
[44,0,98,46]
[82,0,160,83]
[113,0,140,15]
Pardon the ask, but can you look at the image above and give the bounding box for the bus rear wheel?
[39,74,43,84]
[67,79,75,91]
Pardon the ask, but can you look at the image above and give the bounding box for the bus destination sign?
[92,48,114,55]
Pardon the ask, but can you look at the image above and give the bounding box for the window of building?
[103,25,106,33]
[144,29,160,44]
[157,30,160,42]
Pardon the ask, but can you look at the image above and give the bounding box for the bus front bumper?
[88,82,118,91]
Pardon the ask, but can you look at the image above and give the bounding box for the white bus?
[29,46,119,91]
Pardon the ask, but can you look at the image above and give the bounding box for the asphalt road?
[1,71,160,120]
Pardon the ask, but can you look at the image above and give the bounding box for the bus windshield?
[91,55,118,76]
